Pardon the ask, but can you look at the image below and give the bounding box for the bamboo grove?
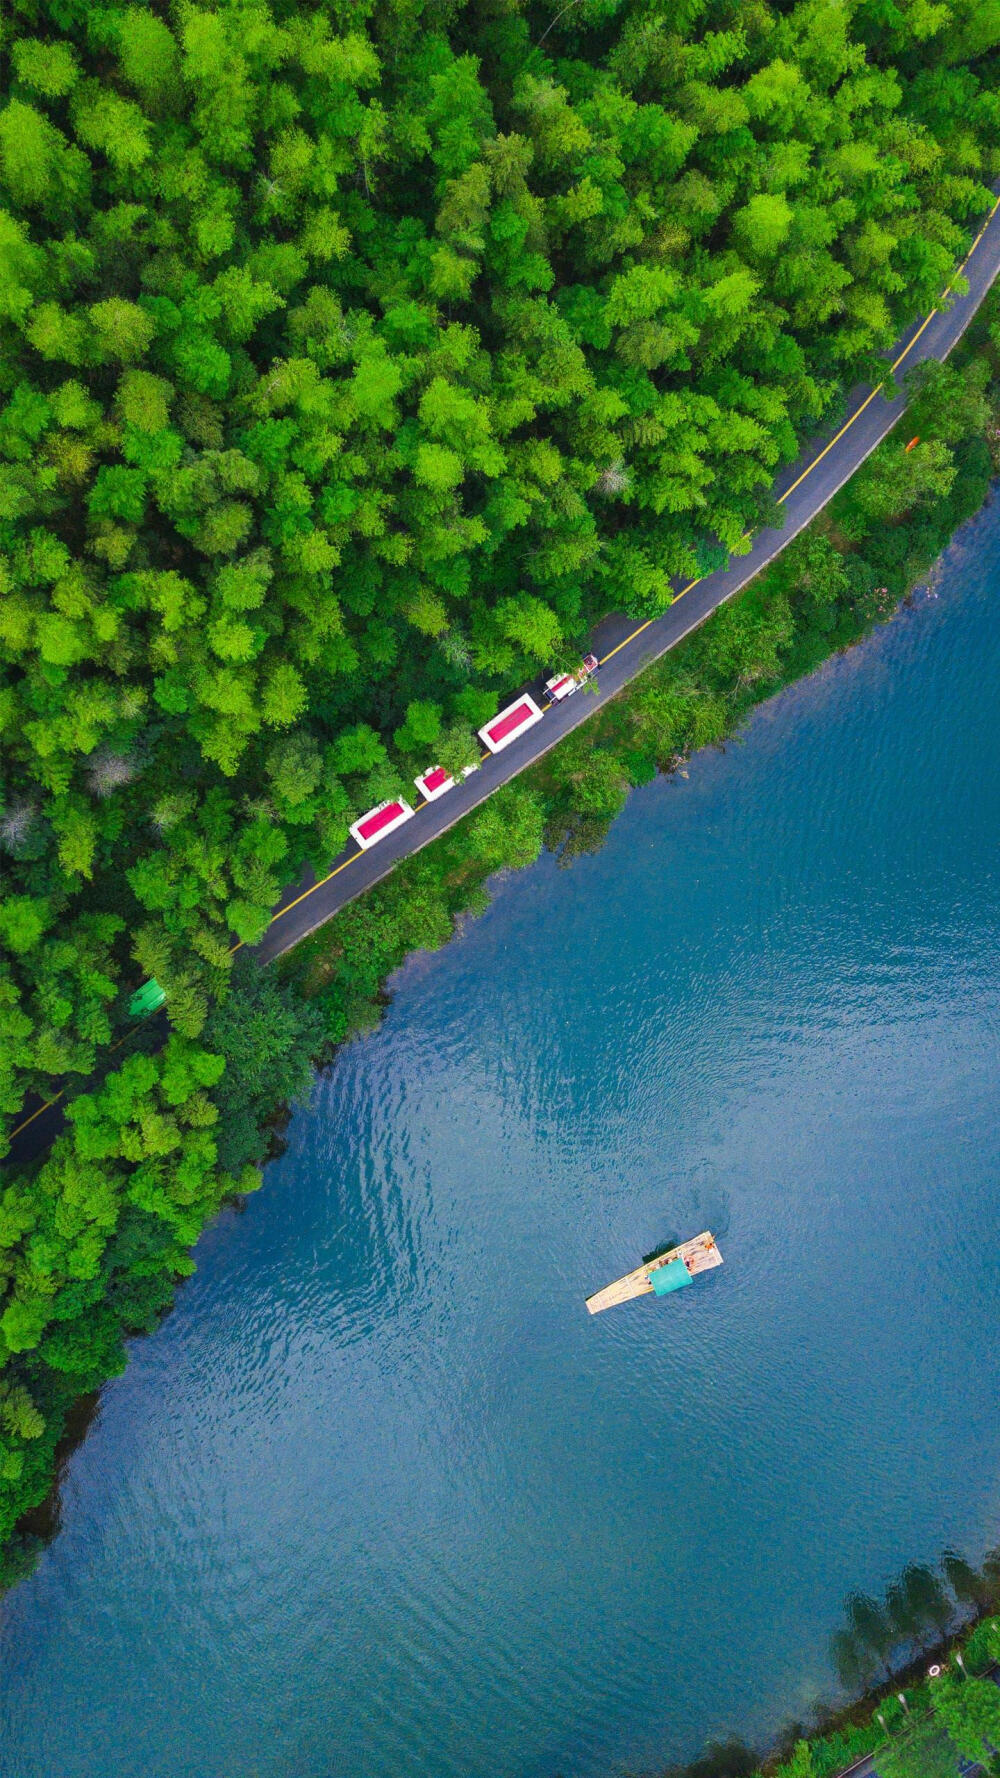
[3,0,1000,1575]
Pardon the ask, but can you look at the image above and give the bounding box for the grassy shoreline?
[753,1578,1000,1778]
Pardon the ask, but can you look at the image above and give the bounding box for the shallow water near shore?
[4,503,1000,1778]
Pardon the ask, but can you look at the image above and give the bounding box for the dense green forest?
[4,0,1000,1581]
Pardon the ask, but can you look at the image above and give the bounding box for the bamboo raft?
[585,1231,722,1315]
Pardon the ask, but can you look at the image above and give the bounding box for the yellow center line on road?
[8,198,1000,1153]
[7,1096,63,1139]
[776,380,888,507]
[7,1022,140,1140]
[247,846,363,936]
[242,742,501,947]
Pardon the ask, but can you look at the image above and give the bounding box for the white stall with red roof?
[478,694,544,755]
[350,798,416,850]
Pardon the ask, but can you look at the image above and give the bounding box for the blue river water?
[4,504,1000,1778]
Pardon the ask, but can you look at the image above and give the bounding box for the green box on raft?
[651,1259,693,1296]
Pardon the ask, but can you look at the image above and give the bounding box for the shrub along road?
[7,194,1000,1168]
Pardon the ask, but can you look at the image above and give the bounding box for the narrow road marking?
[244,847,361,936]
[7,1097,62,1139]
[777,381,887,505]
[7,1023,138,1139]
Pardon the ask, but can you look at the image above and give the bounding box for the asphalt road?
[7,195,1000,1167]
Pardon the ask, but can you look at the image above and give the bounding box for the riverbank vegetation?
[5,0,1000,1587]
[652,1548,1000,1777]
[762,1549,1000,1778]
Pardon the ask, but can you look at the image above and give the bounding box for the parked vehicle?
[478,694,544,754]
[544,654,599,704]
[350,798,416,850]
[414,765,455,802]
[414,762,480,802]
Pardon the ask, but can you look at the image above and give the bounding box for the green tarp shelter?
[128,978,166,1019]
[650,1258,692,1296]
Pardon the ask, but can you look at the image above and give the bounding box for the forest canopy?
[4,0,1000,1073]
[3,0,1000,1576]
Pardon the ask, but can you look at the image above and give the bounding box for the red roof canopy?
[358,801,405,841]
[487,701,534,744]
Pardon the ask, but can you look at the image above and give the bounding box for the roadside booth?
[350,799,416,850]
[478,695,544,755]
[128,978,167,1019]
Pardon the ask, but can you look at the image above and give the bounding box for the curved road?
[7,195,1000,1166]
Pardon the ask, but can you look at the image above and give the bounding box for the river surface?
[5,505,1000,1778]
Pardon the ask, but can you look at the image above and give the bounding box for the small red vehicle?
[414,763,479,803]
[544,654,599,704]
[414,765,455,803]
